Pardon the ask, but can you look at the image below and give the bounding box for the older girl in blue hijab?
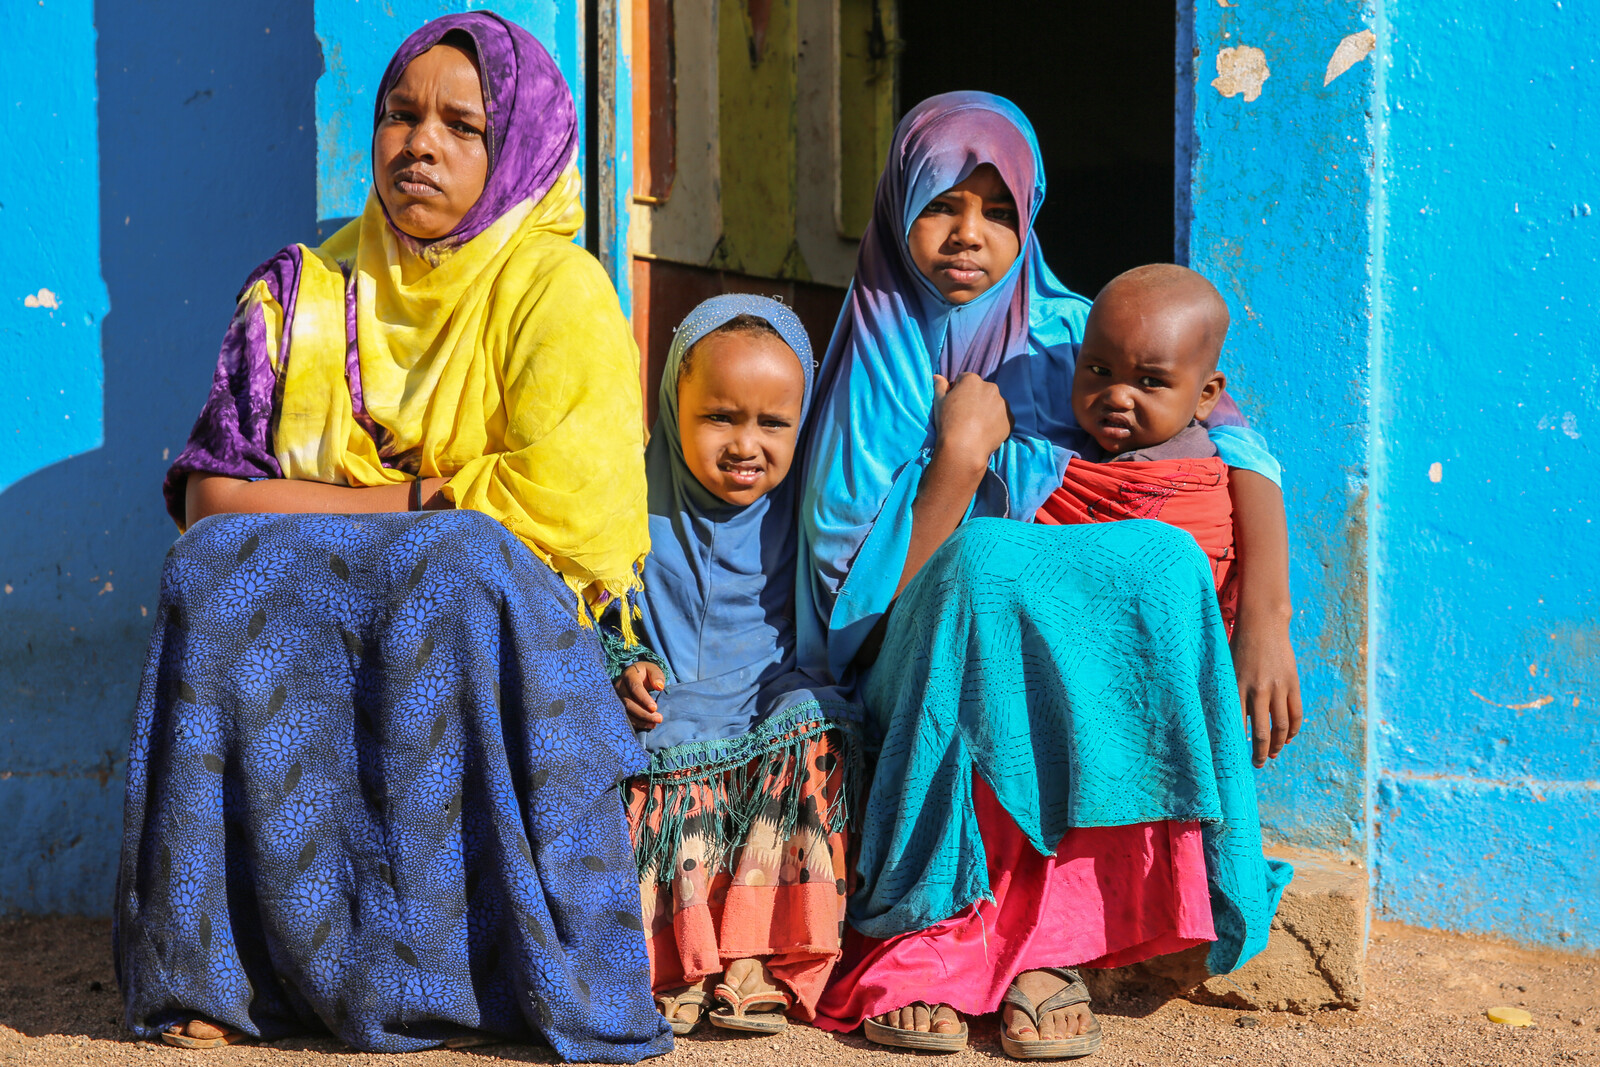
[803,93,1298,1059]
[604,296,861,1038]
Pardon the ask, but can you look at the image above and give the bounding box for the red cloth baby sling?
[1035,456,1238,630]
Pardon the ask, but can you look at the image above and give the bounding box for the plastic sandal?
[707,981,791,1034]
[656,986,710,1036]
[862,1001,969,1053]
[999,967,1104,1060]
[159,1021,251,1050]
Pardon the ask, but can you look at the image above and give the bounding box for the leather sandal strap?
[1001,967,1092,1028]
[1000,985,1041,1028]
[1032,967,1091,1017]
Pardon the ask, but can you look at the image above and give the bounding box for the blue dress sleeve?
[1207,425,1283,487]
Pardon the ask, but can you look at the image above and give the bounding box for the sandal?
[160,1021,251,1050]
[862,1002,969,1053]
[707,981,791,1034]
[999,967,1103,1060]
[655,986,710,1036]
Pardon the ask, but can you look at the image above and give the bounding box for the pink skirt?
[815,775,1215,1030]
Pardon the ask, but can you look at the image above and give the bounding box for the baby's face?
[1071,298,1225,455]
[677,331,806,506]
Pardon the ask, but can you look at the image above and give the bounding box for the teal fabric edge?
[598,623,675,683]
[629,701,864,885]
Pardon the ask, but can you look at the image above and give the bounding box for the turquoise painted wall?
[0,0,319,914]
[0,1,109,495]
[1370,1,1598,949]
[1188,0,1599,951]
[1188,0,1377,859]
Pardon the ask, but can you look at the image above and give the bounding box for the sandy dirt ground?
[1,918,1595,1066]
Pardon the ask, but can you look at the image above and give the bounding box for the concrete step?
[1083,845,1367,1013]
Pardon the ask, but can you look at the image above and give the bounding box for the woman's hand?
[416,477,450,510]
[932,372,1012,463]
[615,662,666,729]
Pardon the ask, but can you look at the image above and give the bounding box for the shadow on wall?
[0,1,319,914]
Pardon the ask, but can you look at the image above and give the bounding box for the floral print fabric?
[113,510,672,1061]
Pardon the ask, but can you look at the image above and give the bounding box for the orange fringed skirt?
[625,716,856,1020]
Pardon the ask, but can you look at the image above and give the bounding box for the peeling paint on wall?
[0,0,109,495]
[1324,30,1376,87]
[1188,0,1375,861]
[1211,45,1269,102]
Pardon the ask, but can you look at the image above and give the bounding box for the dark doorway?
[897,1,1177,298]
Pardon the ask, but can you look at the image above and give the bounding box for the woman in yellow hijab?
[114,14,670,1060]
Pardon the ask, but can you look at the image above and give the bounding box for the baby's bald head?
[1072,264,1231,455]
[1090,264,1230,375]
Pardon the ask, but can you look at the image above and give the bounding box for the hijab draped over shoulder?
[165,12,647,615]
[796,92,1093,678]
[635,294,858,758]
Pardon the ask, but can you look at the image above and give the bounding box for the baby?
[605,295,861,1039]
[1039,264,1242,620]
[1070,263,1229,463]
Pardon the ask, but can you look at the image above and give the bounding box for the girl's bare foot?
[873,1001,963,1036]
[710,958,792,1033]
[1002,968,1097,1043]
[656,974,715,1033]
[721,957,783,1003]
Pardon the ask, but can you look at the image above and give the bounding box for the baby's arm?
[1228,470,1303,767]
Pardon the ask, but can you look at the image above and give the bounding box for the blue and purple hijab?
[796,91,1277,679]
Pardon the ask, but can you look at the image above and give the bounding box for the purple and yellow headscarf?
[164,13,648,617]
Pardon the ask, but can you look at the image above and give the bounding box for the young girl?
[801,92,1298,1060]
[606,295,862,1037]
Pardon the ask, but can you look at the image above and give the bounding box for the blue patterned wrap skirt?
[113,510,673,1062]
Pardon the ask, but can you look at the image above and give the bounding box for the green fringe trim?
[629,701,863,885]
[597,625,674,683]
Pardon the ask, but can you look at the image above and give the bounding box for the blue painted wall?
[1369,1,1598,949]
[1188,0,1599,951]
[0,0,319,914]
[1187,0,1377,859]
[0,1,109,495]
